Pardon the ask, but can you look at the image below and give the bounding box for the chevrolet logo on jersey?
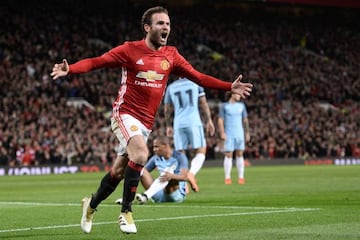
[136,70,164,82]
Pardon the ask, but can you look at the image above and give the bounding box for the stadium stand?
[0,0,359,166]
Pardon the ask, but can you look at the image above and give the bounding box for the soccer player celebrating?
[51,6,253,235]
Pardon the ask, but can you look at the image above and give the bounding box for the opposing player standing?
[51,6,252,235]
[218,93,250,185]
[164,77,215,192]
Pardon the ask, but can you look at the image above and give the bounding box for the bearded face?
[145,12,170,50]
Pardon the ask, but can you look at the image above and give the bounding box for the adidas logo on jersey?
[136,59,144,65]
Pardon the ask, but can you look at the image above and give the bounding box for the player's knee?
[111,155,129,179]
[197,147,207,154]
[131,151,148,165]
[111,166,125,179]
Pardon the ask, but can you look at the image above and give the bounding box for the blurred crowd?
[0,1,359,166]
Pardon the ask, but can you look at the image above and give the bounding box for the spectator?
[0,1,359,166]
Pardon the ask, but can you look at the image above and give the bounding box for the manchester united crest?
[160,60,170,70]
[130,125,139,131]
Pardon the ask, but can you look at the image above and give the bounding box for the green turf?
[0,165,359,240]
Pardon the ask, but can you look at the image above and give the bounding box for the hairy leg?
[90,154,128,209]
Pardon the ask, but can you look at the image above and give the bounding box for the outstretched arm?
[179,67,253,99]
[51,54,118,80]
[173,49,253,97]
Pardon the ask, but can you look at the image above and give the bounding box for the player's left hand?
[231,74,253,99]
[51,59,69,80]
[160,172,172,182]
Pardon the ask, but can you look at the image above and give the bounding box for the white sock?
[143,177,168,199]
[189,153,206,175]
[223,156,233,179]
[236,156,245,179]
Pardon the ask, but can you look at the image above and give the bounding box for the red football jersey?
[69,40,231,129]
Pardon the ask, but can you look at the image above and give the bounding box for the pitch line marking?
[0,201,319,211]
[0,203,319,233]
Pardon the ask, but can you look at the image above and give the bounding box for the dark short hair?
[225,91,232,101]
[154,135,170,145]
[141,6,168,35]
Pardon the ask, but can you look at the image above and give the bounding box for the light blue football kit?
[145,150,188,202]
[218,101,248,151]
[164,78,206,150]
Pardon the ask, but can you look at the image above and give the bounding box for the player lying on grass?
[116,136,188,204]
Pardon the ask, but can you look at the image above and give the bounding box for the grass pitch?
[0,165,359,240]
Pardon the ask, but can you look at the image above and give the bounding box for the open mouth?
[161,32,168,40]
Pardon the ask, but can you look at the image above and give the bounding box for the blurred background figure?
[218,93,250,185]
